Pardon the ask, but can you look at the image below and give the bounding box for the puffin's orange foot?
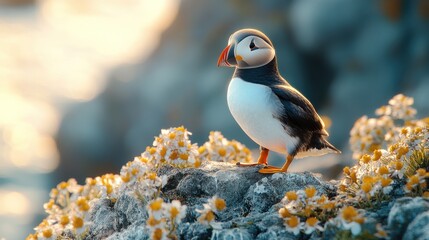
[258,167,287,174]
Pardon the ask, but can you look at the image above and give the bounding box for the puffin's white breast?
[227,77,298,154]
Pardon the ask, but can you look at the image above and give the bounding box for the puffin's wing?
[271,85,328,136]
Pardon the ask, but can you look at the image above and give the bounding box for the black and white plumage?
[217,29,340,173]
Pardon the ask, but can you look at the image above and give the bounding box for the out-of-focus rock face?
[387,197,429,239]
[56,0,429,180]
[86,162,335,240]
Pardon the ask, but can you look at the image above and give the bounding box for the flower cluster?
[28,127,247,239]
[28,175,121,239]
[198,131,252,164]
[344,95,428,203]
[196,195,226,228]
[141,126,201,168]
[404,168,429,196]
[375,94,417,120]
[349,116,394,159]
[328,206,366,236]
[120,157,167,201]
[278,187,336,236]
[350,94,422,159]
[146,198,187,240]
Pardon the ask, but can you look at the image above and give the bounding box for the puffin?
[217,29,340,174]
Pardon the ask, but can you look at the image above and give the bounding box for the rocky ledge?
[85,162,429,240]
[88,162,334,240]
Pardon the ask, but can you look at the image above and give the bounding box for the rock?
[403,211,429,240]
[387,197,429,239]
[86,199,116,240]
[212,228,254,240]
[86,161,333,239]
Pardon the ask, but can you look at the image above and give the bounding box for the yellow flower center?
[214,198,226,211]
[72,216,84,229]
[194,160,201,168]
[380,177,392,187]
[131,168,139,176]
[362,175,374,184]
[160,147,167,157]
[147,172,157,181]
[152,228,163,240]
[409,175,420,185]
[169,152,178,160]
[106,184,113,194]
[218,148,227,157]
[149,147,157,155]
[279,208,291,218]
[149,199,163,211]
[378,166,389,175]
[322,202,335,210]
[60,215,70,226]
[170,206,179,219]
[417,168,427,177]
[287,216,299,228]
[305,186,317,198]
[360,154,371,164]
[286,191,298,201]
[178,141,185,147]
[121,173,131,183]
[394,161,403,170]
[176,126,185,132]
[147,216,160,226]
[169,132,176,139]
[58,181,68,190]
[203,210,215,222]
[179,153,189,160]
[306,217,318,227]
[342,206,358,222]
[198,146,206,154]
[343,167,351,175]
[42,229,53,238]
[373,150,382,161]
[361,182,372,193]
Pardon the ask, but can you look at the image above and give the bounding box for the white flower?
[284,216,301,235]
[303,217,323,235]
[207,196,226,213]
[147,198,164,220]
[164,200,187,223]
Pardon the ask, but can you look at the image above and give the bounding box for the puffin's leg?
[258,155,294,174]
[237,146,272,167]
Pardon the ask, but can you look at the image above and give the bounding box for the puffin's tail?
[295,135,341,159]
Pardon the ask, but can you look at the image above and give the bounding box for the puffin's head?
[217,29,275,69]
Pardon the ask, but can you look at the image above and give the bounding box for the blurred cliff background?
[1,0,429,239]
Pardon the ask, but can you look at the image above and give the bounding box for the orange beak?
[217,45,231,67]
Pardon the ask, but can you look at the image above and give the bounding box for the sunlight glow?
[0,191,30,216]
[0,0,179,175]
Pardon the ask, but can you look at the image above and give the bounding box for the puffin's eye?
[249,39,257,51]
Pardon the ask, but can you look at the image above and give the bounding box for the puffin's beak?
[217,45,231,67]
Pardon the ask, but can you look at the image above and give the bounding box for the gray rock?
[179,223,212,240]
[86,199,116,240]
[403,211,429,240]
[86,161,333,239]
[212,228,254,240]
[388,197,429,239]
